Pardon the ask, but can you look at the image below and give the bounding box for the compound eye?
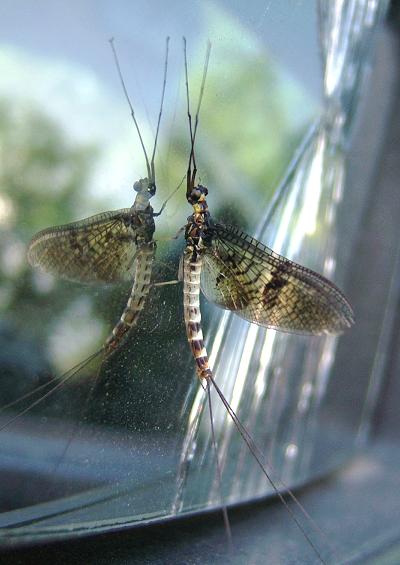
[133,178,150,192]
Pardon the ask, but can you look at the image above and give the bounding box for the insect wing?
[28,209,144,283]
[201,223,354,335]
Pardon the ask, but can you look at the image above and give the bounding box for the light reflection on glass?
[48,297,104,373]
[174,0,387,514]
[0,195,15,228]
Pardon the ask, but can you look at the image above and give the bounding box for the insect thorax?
[185,208,212,252]
[133,191,155,211]
[125,206,155,242]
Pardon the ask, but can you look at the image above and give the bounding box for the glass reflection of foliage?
[0,98,98,404]
[160,46,313,232]
[0,45,310,431]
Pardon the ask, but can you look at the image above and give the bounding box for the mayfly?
[0,38,174,428]
[180,38,354,562]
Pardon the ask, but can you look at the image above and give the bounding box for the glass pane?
[0,0,390,546]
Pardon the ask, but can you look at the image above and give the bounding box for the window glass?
[0,0,389,543]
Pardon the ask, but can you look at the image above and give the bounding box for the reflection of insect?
[180,38,354,561]
[29,37,170,355]
[0,38,172,426]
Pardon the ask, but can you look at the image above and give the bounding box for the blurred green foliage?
[0,44,313,428]
[0,99,99,352]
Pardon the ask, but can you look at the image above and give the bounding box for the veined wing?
[28,209,146,283]
[201,223,354,335]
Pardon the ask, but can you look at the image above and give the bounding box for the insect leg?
[153,174,186,216]
[109,38,151,180]
[152,280,180,288]
[150,37,170,184]
[154,225,186,242]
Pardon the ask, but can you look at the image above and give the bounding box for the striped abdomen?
[105,241,156,353]
[183,249,212,380]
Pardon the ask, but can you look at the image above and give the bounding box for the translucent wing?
[28,209,147,283]
[201,223,354,335]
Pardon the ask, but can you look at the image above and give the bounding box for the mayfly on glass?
[179,38,354,562]
[0,38,176,429]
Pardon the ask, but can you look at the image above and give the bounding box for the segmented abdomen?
[183,249,212,380]
[105,241,156,353]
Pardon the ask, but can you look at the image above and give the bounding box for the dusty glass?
[0,0,390,548]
